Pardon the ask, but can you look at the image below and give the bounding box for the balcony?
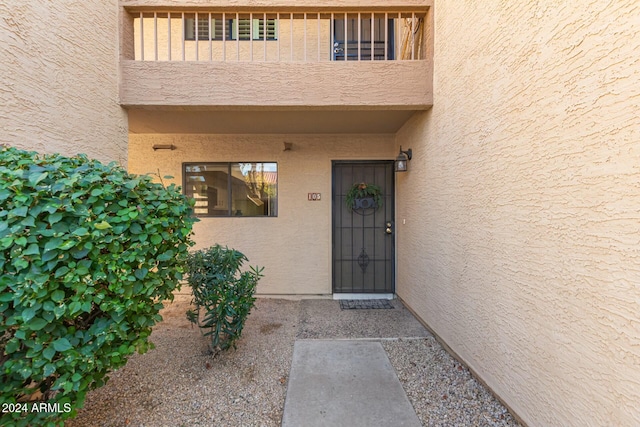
[119,4,433,133]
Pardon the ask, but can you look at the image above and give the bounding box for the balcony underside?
[127,108,417,134]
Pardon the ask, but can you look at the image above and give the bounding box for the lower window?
[184,162,277,217]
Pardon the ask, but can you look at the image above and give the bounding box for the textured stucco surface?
[128,133,395,296]
[0,1,128,164]
[395,1,640,426]
[120,61,432,108]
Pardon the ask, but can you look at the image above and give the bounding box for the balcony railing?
[131,11,427,62]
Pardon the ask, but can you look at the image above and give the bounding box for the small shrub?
[0,146,196,426]
[186,245,263,353]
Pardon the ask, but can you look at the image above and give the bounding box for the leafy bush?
[0,146,196,426]
[186,245,263,353]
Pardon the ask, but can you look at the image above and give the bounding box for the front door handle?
[385,222,392,234]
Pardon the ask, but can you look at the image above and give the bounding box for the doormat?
[339,300,394,310]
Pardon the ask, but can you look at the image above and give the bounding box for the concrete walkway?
[282,340,422,427]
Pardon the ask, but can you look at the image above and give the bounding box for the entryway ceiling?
[127,109,416,134]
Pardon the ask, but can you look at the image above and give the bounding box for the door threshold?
[333,293,395,300]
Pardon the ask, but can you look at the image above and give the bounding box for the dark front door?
[332,161,395,294]
[332,16,395,60]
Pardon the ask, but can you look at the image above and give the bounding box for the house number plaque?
[308,193,321,201]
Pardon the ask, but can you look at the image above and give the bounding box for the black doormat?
[339,299,394,310]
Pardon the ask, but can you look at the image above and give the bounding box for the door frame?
[331,160,395,296]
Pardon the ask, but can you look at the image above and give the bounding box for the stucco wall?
[120,60,432,108]
[396,1,640,426]
[0,1,128,164]
[128,133,395,296]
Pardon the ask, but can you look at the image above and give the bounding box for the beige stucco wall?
[121,60,431,108]
[0,1,128,164]
[128,133,395,296]
[395,1,640,426]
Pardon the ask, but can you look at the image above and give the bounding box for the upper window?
[185,17,278,41]
[184,162,277,217]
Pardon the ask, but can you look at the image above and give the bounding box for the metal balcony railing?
[131,11,427,62]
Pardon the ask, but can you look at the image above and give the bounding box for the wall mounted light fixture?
[395,146,412,172]
[152,144,176,151]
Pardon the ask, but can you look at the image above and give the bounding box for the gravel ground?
[67,296,522,427]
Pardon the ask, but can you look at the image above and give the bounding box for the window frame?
[183,161,278,218]
[184,17,278,41]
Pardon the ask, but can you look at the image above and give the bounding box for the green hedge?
[0,146,196,426]
[186,245,263,353]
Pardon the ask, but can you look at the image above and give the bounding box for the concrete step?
[282,340,422,427]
